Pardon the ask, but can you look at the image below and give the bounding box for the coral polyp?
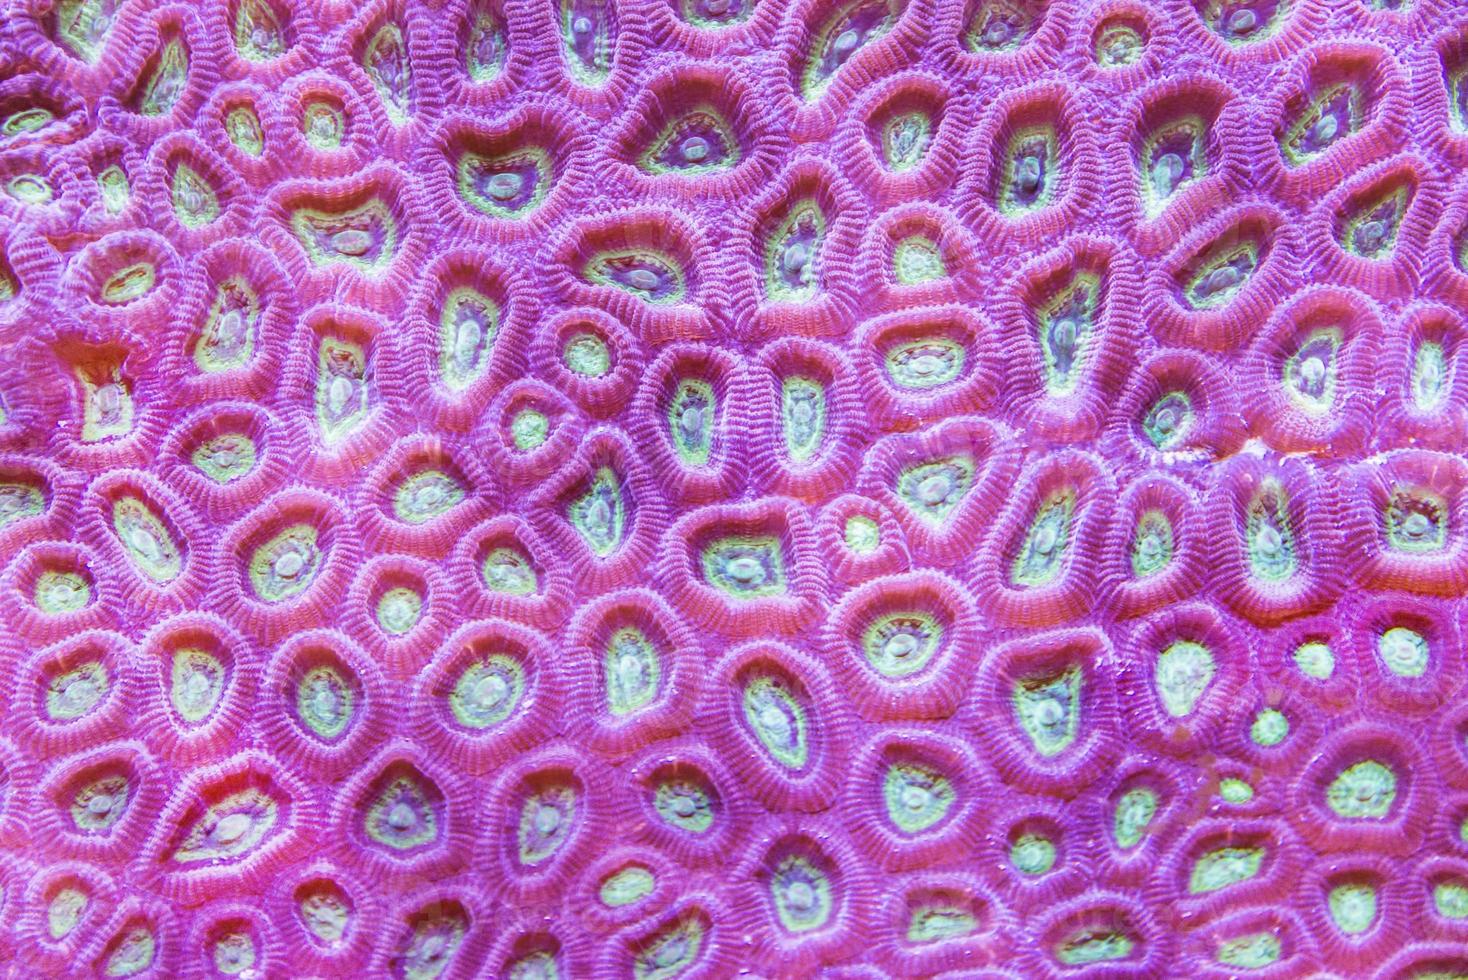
[2,0,1465,973]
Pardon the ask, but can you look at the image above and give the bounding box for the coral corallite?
[7,0,1468,975]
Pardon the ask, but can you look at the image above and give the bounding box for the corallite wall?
[2,0,1468,975]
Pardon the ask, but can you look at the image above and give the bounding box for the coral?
[1,0,1464,974]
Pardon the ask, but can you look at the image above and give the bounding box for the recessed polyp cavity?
[801,0,902,101]
[290,197,398,271]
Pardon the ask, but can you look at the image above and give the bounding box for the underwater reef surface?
[3,0,1468,975]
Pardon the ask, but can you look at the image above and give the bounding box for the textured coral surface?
[6,0,1468,975]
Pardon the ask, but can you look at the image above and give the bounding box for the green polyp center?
[880,111,931,172]
[1036,272,1100,396]
[100,262,155,304]
[104,925,156,977]
[1329,882,1377,934]
[883,762,954,833]
[53,0,116,62]
[907,902,976,943]
[1204,0,1288,44]
[1113,787,1158,850]
[226,105,264,156]
[1341,183,1409,258]
[315,338,368,443]
[1156,640,1215,718]
[1282,83,1360,166]
[248,523,321,603]
[46,661,108,720]
[235,0,287,60]
[564,333,610,377]
[1219,778,1254,804]
[6,174,52,205]
[170,162,219,228]
[668,378,715,466]
[702,534,786,598]
[171,788,279,863]
[296,664,355,740]
[518,784,576,866]
[112,496,181,582]
[654,779,714,833]
[600,866,655,908]
[1216,931,1281,968]
[375,587,422,635]
[1143,390,1193,449]
[36,570,91,613]
[1130,509,1174,578]
[862,610,941,678]
[781,376,826,463]
[393,470,464,525]
[1010,833,1056,875]
[844,515,880,554]
[885,336,965,390]
[770,855,832,934]
[605,626,661,716]
[1386,488,1448,553]
[192,433,257,484]
[1011,490,1075,586]
[1245,483,1297,582]
[765,200,825,302]
[634,916,704,980]
[510,410,549,451]
[363,773,438,851]
[1055,927,1135,965]
[965,0,1038,52]
[138,38,188,117]
[1435,880,1468,919]
[1185,240,1257,310]
[400,910,466,980]
[80,372,134,443]
[569,467,626,557]
[1412,341,1449,410]
[302,102,345,149]
[1190,845,1265,894]
[439,288,499,389]
[1250,707,1289,747]
[1143,116,1207,216]
[298,885,351,945]
[742,675,808,769]
[98,165,130,215]
[507,952,558,980]
[1013,666,1082,756]
[1,105,54,135]
[1378,626,1430,678]
[800,0,898,101]
[681,0,752,28]
[292,199,397,271]
[584,248,685,304]
[363,23,411,122]
[1327,759,1397,819]
[457,146,551,219]
[466,7,506,81]
[212,931,256,975]
[893,235,946,284]
[1283,328,1343,413]
[196,274,260,373]
[70,773,130,832]
[48,886,88,939]
[898,455,975,524]
[169,647,225,724]
[0,481,44,529]
[561,0,615,84]
[639,105,741,175]
[481,546,537,595]
[1000,125,1058,214]
[1293,640,1335,679]
[450,654,523,729]
[1096,21,1144,66]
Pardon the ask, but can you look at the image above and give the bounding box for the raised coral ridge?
[2,0,1468,975]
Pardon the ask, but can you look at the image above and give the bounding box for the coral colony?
[8,0,1468,977]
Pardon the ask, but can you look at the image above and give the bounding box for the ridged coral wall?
[4,0,1468,975]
